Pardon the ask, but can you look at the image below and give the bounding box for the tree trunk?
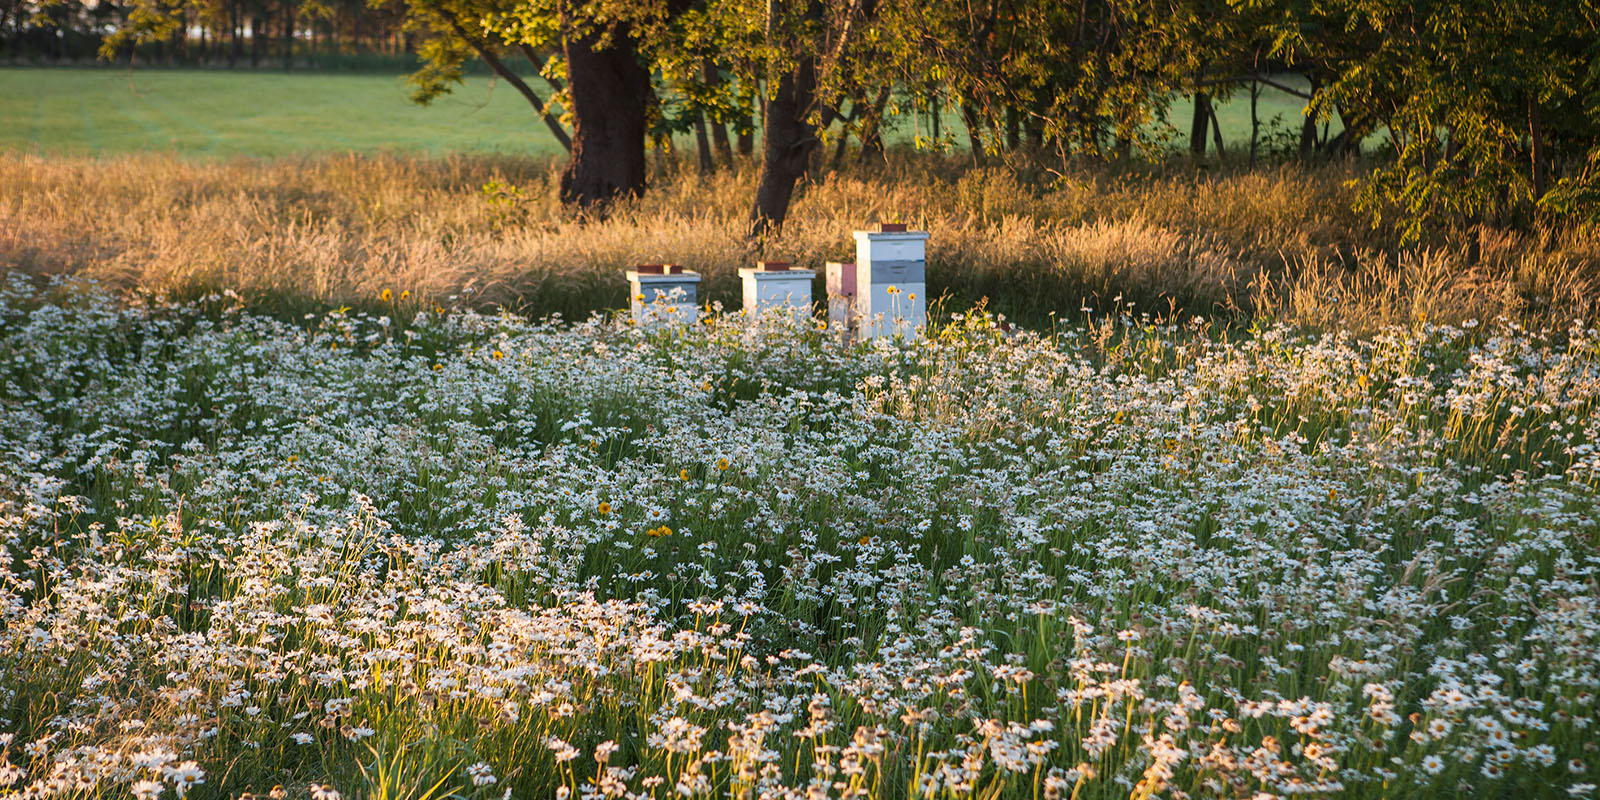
[748,59,819,237]
[828,99,863,169]
[1248,81,1259,167]
[1190,91,1210,156]
[711,119,733,167]
[559,25,652,211]
[1297,77,1319,160]
[1208,101,1225,159]
[1324,105,1367,157]
[961,100,986,167]
[282,2,294,70]
[694,111,714,174]
[1529,100,1547,202]
[1005,106,1020,150]
[250,15,263,67]
[736,113,754,157]
[858,85,891,164]
[228,1,241,67]
[700,59,734,167]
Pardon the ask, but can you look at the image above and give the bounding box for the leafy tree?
[1260,0,1600,239]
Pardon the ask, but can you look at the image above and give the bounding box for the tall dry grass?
[2,150,1595,330]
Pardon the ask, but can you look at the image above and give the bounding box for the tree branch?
[434,6,571,152]
[1197,72,1315,101]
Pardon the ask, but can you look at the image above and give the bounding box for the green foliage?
[1257,0,1600,241]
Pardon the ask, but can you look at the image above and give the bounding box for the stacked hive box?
[852,224,929,339]
[739,261,818,321]
[625,265,700,326]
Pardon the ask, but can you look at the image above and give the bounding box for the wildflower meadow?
[1,275,1597,800]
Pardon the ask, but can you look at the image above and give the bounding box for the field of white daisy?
[1,274,1597,800]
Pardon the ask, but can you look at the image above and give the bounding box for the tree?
[745,0,873,237]
[1261,0,1600,240]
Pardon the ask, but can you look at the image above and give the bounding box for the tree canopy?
[15,0,1598,237]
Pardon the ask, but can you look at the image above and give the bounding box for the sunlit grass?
[4,152,1596,334]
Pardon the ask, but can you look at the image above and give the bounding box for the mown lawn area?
[2,67,568,157]
[1,66,1323,158]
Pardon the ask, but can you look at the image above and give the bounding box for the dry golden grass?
[2,150,1595,330]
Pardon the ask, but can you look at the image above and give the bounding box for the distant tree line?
[2,0,428,69]
[10,0,1600,239]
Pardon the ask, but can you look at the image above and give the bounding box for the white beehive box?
[853,224,928,339]
[626,265,701,326]
[825,261,858,333]
[739,261,817,322]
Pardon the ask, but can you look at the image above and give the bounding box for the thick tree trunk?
[748,60,819,237]
[560,25,652,211]
[1190,91,1210,156]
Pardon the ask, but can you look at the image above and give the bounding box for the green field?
[2,66,1322,158]
[1,67,569,157]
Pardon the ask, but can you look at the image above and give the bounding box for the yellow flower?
[400,290,410,301]
[679,468,690,481]
[492,349,504,360]
[435,306,445,314]
[887,285,899,295]
[858,535,870,546]
[908,292,916,301]
[716,458,730,471]
[381,289,392,302]
[597,501,611,516]
[432,363,442,371]
[647,525,672,538]
[1113,411,1124,424]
